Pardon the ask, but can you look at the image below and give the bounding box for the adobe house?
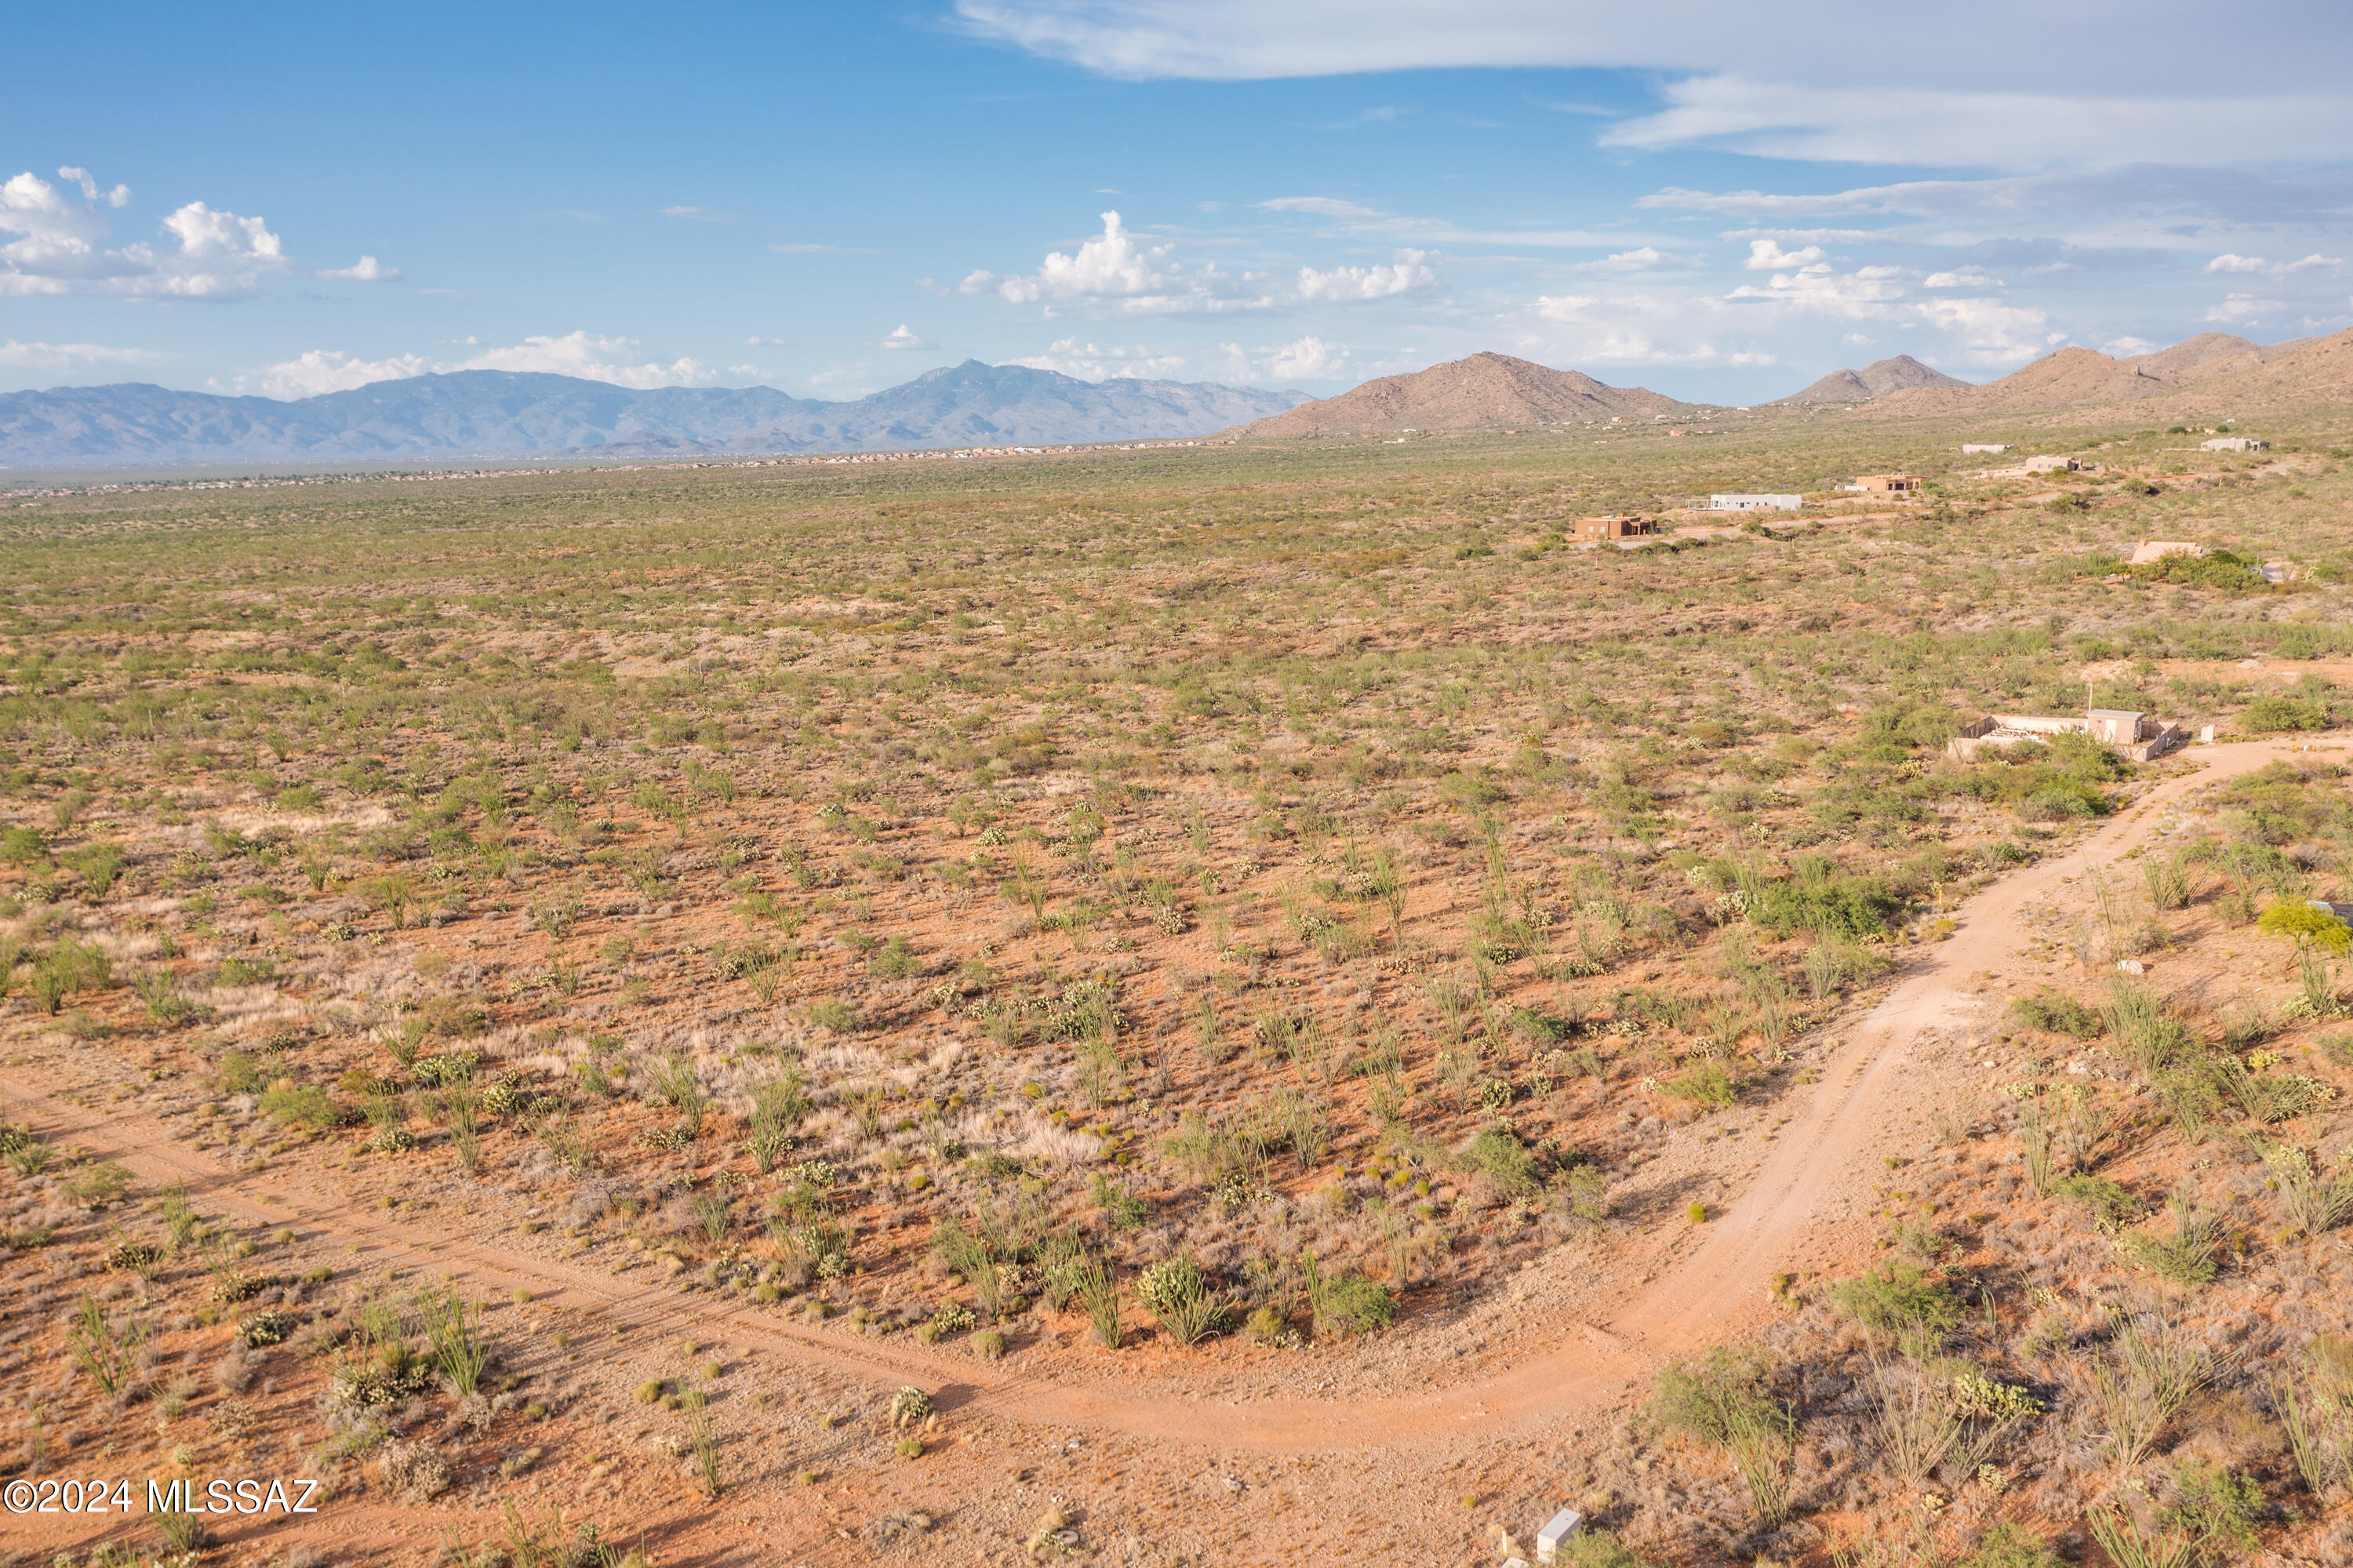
[1573,514,1655,540]
[1855,473,1922,493]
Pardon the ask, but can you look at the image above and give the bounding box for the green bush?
[67,843,127,897]
[1660,1058,1739,1109]
[1302,1250,1395,1337]
[2129,548,2266,591]
[1559,1532,1662,1568]
[869,936,922,980]
[2241,696,2328,733]
[1957,1523,2063,1568]
[1460,1126,1542,1195]
[2009,991,2104,1038]
[2115,1200,2222,1285]
[1831,1262,1960,1337]
[806,999,859,1033]
[1750,872,1900,938]
[2257,898,2351,954]
[1648,1345,1794,1526]
[1135,1253,1227,1345]
[2048,1173,2144,1231]
[1861,700,1963,750]
[260,1082,336,1130]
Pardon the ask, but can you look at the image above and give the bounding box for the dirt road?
[2,738,2318,1456]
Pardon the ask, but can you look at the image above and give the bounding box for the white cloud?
[1744,239,1824,270]
[1718,227,1889,244]
[2206,252,2342,280]
[0,338,165,373]
[1256,194,1630,249]
[1648,186,1896,218]
[966,209,1435,317]
[1911,297,2060,363]
[318,255,401,282]
[453,332,717,388]
[1003,337,1191,380]
[1648,169,2353,258]
[1293,250,1435,300]
[661,206,733,222]
[2102,336,2161,355]
[55,166,128,207]
[1535,255,2058,369]
[2204,293,2282,323]
[242,332,722,399]
[1573,246,1688,273]
[879,324,936,350]
[1923,267,2002,288]
[1533,294,1598,322]
[1213,335,1351,382]
[242,349,435,398]
[807,365,878,395]
[1602,75,2353,169]
[955,2,2353,169]
[744,335,792,347]
[1729,261,1907,314]
[975,210,1195,308]
[1260,335,1347,380]
[0,169,289,300]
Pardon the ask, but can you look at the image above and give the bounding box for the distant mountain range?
[1231,330,2353,441]
[1226,351,1689,437]
[1780,355,1968,405]
[0,361,1311,469]
[1857,331,2322,420]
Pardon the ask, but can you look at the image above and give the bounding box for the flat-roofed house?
[1947,704,2184,763]
[1573,514,1654,540]
[1708,493,1802,511]
[1855,473,1922,493]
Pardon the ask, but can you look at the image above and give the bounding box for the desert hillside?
[1781,354,1969,405]
[1227,351,1691,436]
[1864,330,2324,420]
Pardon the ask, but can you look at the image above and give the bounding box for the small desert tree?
[2257,898,2351,1014]
[1649,1346,1795,1526]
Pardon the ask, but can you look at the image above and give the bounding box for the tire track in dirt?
[3,739,2314,1455]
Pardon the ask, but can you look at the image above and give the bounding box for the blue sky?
[5,0,2350,404]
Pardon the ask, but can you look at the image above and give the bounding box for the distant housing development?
[2201,436,2270,452]
[1709,493,1802,511]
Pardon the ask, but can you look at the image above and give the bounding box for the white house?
[1960,443,2012,454]
[1708,493,1802,511]
[2201,436,2270,453]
